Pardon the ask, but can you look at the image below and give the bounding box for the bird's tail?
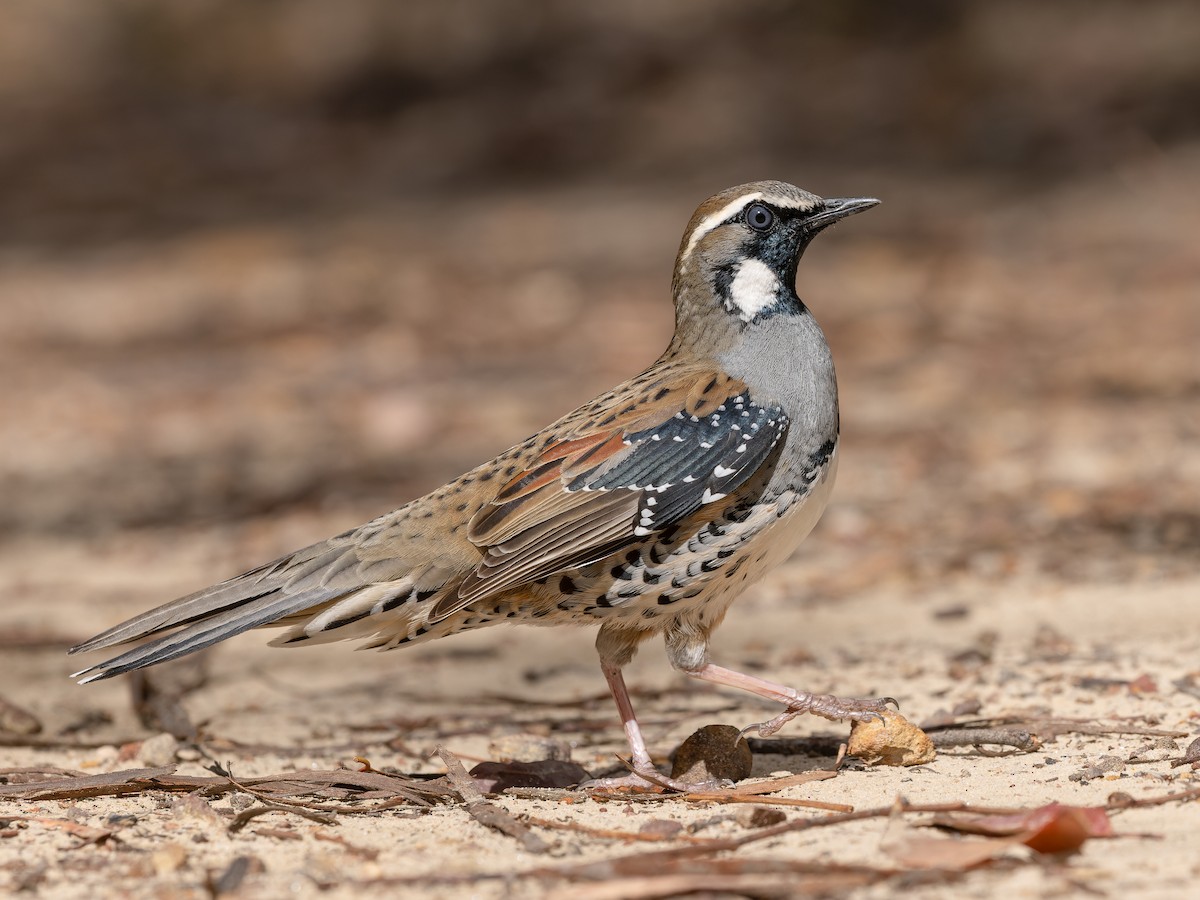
[68,536,441,683]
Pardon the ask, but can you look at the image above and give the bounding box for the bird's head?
[671,181,877,336]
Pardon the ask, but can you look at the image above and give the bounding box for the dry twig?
[435,745,550,853]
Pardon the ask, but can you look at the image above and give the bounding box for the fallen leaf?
[847,710,936,766]
[1128,674,1158,696]
[1014,805,1113,854]
[932,803,1113,854]
[469,759,591,792]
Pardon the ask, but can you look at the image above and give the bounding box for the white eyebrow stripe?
[680,192,762,260]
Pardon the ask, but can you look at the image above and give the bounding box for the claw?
[742,694,899,737]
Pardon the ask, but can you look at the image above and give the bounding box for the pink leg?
[581,660,730,793]
[601,659,655,771]
[684,662,895,737]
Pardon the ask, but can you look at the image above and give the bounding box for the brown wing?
[430,370,790,619]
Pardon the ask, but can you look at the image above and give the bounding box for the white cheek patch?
[727,258,781,321]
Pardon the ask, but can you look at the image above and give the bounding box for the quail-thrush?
[71,181,886,790]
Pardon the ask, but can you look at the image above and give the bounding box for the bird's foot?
[746,693,899,738]
[579,760,731,794]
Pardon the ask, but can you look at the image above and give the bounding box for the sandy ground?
[2,149,1199,896]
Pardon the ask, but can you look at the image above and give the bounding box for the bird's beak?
[805,197,880,231]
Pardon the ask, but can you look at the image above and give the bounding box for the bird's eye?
[745,203,775,232]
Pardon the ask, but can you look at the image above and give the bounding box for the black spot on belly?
[559,576,578,594]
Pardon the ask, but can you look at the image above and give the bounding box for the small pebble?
[734,806,786,828]
[138,733,179,767]
[639,819,684,838]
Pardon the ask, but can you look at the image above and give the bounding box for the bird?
[71,180,886,790]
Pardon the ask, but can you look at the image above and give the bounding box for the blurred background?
[1,0,1197,642]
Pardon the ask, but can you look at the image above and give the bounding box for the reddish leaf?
[1016,804,1113,854]
[937,803,1112,854]
[1128,674,1158,696]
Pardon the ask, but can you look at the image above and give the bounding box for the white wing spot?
[701,488,727,504]
[714,464,736,477]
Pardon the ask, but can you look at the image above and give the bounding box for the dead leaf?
[1014,805,1113,854]
[931,803,1113,854]
[847,710,936,766]
[1128,674,1158,696]
[469,759,590,792]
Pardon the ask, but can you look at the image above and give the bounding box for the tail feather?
[67,526,464,682]
[67,539,372,682]
[67,554,292,657]
[71,586,349,683]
